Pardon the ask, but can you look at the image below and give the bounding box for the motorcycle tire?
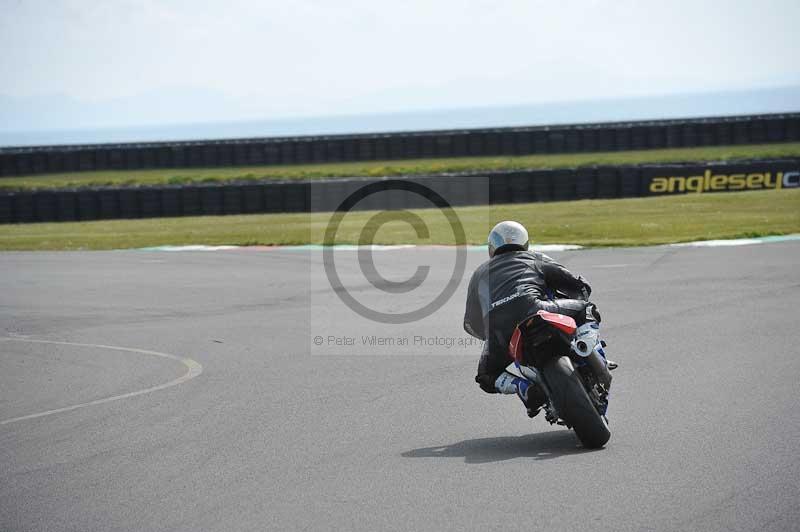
[542,355,611,448]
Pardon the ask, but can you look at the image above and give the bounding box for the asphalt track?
[1,242,799,532]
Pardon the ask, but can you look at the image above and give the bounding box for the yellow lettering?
[747,173,765,189]
[686,176,703,193]
[645,170,790,193]
[650,177,669,193]
[710,175,727,190]
[729,174,745,190]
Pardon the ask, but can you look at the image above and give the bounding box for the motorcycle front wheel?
[542,355,611,448]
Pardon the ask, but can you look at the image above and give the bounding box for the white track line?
[670,238,762,247]
[0,337,203,426]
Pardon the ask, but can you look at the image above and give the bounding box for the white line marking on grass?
[530,244,584,252]
[135,244,584,252]
[279,244,417,251]
[669,234,800,248]
[670,239,762,247]
[136,245,239,251]
[132,234,800,252]
[0,338,203,426]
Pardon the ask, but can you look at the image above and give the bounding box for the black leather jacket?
[463,250,591,340]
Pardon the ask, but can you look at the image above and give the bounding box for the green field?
[2,142,799,191]
[1,189,797,251]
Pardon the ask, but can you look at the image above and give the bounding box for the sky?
[1,0,799,134]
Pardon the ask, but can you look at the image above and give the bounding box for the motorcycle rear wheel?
[542,356,611,448]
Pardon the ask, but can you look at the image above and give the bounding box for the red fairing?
[508,327,523,363]
[536,310,577,335]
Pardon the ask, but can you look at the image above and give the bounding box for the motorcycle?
[507,305,616,448]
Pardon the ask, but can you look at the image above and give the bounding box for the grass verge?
[1,142,799,191]
[0,189,797,251]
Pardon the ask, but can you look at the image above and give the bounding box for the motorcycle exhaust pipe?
[588,347,612,389]
[572,323,612,389]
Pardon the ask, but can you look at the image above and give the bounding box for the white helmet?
[488,221,529,257]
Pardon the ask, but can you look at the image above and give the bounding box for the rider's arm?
[539,254,592,301]
[463,270,486,340]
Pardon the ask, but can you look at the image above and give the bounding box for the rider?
[463,221,597,415]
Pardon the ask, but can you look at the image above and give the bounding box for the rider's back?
[464,250,591,342]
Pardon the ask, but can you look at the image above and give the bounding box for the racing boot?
[494,372,547,418]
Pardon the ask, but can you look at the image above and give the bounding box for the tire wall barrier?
[1,159,797,224]
[0,113,798,177]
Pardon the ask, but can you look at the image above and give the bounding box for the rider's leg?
[475,296,554,398]
[474,341,507,394]
[495,371,547,414]
[475,341,547,415]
